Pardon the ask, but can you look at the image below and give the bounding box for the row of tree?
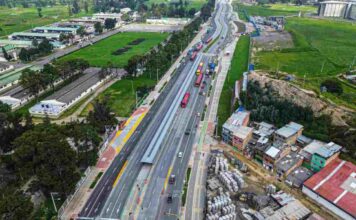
[125,16,203,77]
[19,58,89,99]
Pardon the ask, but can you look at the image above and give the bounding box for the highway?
[78,0,232,218]
[78,52,203,219]
[147,1,233,219]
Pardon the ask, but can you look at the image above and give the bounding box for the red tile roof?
[303,159,356,218]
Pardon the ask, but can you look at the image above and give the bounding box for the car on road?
[167,194,173,203]
[178,152,183,158]
[185,128,191,135]
[169,175,176,184]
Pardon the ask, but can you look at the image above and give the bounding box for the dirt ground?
[253,29,294,51]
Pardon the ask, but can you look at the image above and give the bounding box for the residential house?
[300,140,342,172]
[263,144,291,171]
[274,122,303,147]
[275,152,304,179]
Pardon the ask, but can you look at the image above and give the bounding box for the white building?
[318,1,356,20]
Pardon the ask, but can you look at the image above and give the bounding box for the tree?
[13,125,81,196]
[87,97,117,133]
[321,79,343,95]
[68,4,72,16]
[32,39,39,47]
[188,8,196,17]
[38,39,53,54]
[94,22,103,34]
[0,188,34,220]
[77,26,86,37]
[104,18,117,30]
[19,48,30,61]
[72,0,80,14]
[20,69,46,99]
[84,1,89,13]
[41,64,58,91]
[37,7,42,17]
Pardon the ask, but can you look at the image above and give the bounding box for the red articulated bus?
[190,51,198,61]
[181,92,190,108]
[205,37,213,44]
[195,73,203,87]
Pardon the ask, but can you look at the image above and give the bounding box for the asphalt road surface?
[78,0,232,218]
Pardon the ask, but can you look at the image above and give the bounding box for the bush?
[321,79,343,95]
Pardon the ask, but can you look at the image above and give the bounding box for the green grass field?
[235,3,317,21]
[0,5,91,37]
[61,32,169,68]
[217,35,250,132]
[145,0,207,10]
[81,76,156,117]
[252,17,356,109]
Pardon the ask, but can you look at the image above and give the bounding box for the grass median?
[217,35,250,133]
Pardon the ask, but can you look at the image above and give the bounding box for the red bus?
[181,92,190,108]
[195,73,203,87]
[196,65,203,75]
[195,43,203,51]
[205,37,213,44]
[190,51,198,61]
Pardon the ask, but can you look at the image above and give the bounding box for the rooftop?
[301,140,342,160]
[0,39,33,47]
[10,32,60,38]
[226,110,250,127]
[314,142,342,158]
[271,191,296,206]
[275,122,303,138]
[33,26,78,32]
[297,135,313,146]
[286,166,313,188]
[233,126,253,139]
[266,200,311,220]
[301,140,326,159]
[265,146,280,159]
[276,152,304,172]
[303,159,356,218]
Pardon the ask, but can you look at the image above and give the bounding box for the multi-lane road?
[78,0,232,219]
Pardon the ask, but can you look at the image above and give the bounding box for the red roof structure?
[303,159,356,218]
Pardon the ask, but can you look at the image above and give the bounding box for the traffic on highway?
[77,0,232,219]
